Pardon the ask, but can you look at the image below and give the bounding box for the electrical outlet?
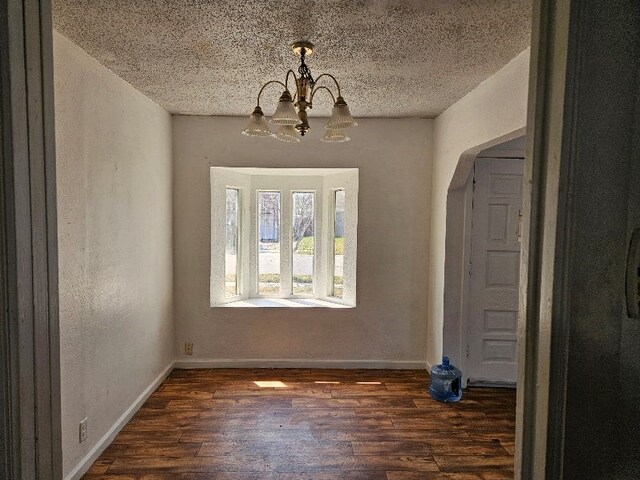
[79,417,88,443]
[185,342,193,355]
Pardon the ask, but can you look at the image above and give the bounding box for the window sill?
[213,298,353,308]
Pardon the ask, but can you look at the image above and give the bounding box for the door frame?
[0,0,62,478]
[516,0,640,477]
[514,0,574,477]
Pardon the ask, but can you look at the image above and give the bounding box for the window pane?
[332,190,345,298]
[258,192,281,294]
[225,188,240,297]
[292,192,315,295]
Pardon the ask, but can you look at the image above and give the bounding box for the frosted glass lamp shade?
[273,125,301,143]
[326,96,358,129]
[242,106,272,137]
[321,128,350,143]
[270,91,299,125]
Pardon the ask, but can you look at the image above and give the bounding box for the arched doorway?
[443,134,526,386]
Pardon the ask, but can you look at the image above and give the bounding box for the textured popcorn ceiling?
[52,0,531,117]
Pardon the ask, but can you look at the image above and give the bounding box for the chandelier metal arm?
[312,73,342,98]
[284,69,298,92]
[309,85,336,105]
[256,80,288,107]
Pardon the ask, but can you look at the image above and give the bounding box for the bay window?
[210,167,358,307]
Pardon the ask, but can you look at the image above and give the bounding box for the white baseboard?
[173,358,427,370]
[64,362,174,480]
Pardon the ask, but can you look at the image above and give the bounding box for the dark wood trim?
[0,0,62,478]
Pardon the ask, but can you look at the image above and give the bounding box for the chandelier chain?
[298,49,314,85]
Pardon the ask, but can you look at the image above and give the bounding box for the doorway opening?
[443,135,525,387]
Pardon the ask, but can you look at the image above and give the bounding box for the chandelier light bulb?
[241,106,272,137]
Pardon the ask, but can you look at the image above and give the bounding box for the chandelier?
[242,41,357,143]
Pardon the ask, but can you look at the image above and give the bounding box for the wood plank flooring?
[82,369,516,479]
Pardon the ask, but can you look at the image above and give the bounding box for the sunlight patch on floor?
[253,381,288,388]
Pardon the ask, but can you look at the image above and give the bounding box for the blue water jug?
[428,356,462,402]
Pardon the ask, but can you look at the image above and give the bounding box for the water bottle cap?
[442,356,449,366]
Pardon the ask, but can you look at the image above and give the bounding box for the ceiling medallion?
[242,41,357,143]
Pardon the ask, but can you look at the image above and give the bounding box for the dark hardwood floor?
[82,369,516,479]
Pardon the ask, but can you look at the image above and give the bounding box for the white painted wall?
[173,116,433,367]
[442,172,474,379]
[427,48,530,367]
[53,31,174,478]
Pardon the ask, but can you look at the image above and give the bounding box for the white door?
[466,157,524,385]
